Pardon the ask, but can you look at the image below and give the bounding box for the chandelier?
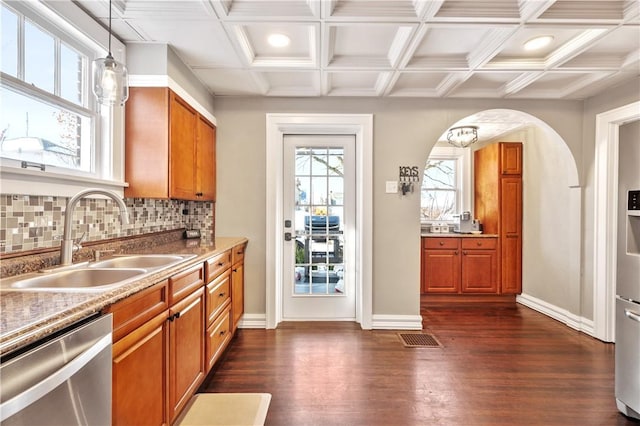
[92,0,129,106]
[446,125,478,148]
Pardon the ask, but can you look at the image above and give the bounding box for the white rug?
[174,393,272,426]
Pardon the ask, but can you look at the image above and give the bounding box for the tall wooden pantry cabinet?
[474,142,523,294]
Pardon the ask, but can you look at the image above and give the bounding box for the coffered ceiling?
[75,0,639,100]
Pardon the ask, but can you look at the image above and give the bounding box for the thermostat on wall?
[184,229,201,239]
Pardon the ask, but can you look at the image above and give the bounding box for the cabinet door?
[113,311,169,426]
[169,288,205,423]
[197,116,216,201]
[169,93,198,200]
[422,249,460,293]
[231,262,244,332]
[501,177,522,293]
[461,249,498,293]
[500,143,522,175]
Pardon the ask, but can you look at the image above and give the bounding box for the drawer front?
[106,280,169,342]
[206,250,232,282]
[232,242,247,265]
[206,269,231,325]
[461,237,497,250]
[205,306,232,371]
[423,237,460,250]
[169,263,204,305]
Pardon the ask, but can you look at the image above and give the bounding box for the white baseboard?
[516,293,595,337]
[238,313,266,329]
[371,314,423,330]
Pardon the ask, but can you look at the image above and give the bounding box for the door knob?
[284,232,292,241]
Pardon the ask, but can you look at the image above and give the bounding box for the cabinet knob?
[219,330,226,336]
[439,241,444,246]
[219,292,226,297]
[454,251,458,255]
[477,242,482,246]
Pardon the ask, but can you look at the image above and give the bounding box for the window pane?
[0,86,91,172]
[25,20,54,93]
[60,43,83,105]
[424,159,455,189]
[1,5,18,77]
[421,189,456,221]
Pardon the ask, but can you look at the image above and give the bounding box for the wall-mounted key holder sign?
[399,166,419,195]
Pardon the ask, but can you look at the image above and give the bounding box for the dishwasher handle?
[0,333,111,422]
[625,308,640,323]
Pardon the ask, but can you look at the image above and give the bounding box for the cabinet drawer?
[206,269,231,325]
[205,250,232,282]
[205,305,232,371]
[169,263,204,305]
[106,280,169,342]
[461,238,497,250]
[232,242,247,265]
[423,237,460,250]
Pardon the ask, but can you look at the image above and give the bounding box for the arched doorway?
[423,109,585,331]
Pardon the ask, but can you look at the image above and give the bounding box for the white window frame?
[0,0,127,197]
[422,146,472,223]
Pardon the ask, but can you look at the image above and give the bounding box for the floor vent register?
[398,333,442,348]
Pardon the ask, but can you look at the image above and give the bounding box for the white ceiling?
[76,0,640,139]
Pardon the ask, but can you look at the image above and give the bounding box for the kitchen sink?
[2,268,147,292]
[89,254,193,270]
[1,254,197,293]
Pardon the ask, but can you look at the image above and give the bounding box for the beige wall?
[580,77,640,319]
[213,96,589,319]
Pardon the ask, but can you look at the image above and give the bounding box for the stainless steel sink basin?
[0,253,197,293]
[89,254,192,270]
[2,268,147,292]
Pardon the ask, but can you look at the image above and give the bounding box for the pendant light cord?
[108,0,112,55]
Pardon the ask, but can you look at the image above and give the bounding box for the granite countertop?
[0,236,247,356]
[421,233,499,238]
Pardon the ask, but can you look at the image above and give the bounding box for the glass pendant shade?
[446,126,478,148]
[92,54,128,106]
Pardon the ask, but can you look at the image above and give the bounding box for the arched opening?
[422,109,586,331]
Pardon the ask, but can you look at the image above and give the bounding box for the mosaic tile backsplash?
[0,194,214,254]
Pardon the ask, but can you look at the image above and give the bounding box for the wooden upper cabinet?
[125,87,216,201]
[500,143,523,175]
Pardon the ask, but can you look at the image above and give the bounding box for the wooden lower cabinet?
[106,243,247,424]
[422,236,498,294]
[112,311,168,426]
[168,287,205,423]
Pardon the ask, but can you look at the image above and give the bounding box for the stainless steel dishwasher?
[0,314,112,425]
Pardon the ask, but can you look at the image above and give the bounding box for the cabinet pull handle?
[237,250,243,255]
[218,262,224,266]
[454,251,458,255]
[233,268,238,272]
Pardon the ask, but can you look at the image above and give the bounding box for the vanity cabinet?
[124,87,216,201]
[474,142,523,294]
[422,237,498,294]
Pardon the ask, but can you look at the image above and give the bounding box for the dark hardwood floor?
[200,303,639,425]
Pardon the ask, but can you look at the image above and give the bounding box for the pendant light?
[92,0,128,106]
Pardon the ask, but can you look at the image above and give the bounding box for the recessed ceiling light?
[523,35,554,51]
[268,33,290,48]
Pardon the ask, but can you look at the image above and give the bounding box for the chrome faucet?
[60,188,130,265]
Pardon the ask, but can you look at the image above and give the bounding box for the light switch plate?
[385,181,398,193]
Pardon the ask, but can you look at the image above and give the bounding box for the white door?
[282,134,356,320]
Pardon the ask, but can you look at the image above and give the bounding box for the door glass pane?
[294,146,345,295]
[25,20,54,93]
